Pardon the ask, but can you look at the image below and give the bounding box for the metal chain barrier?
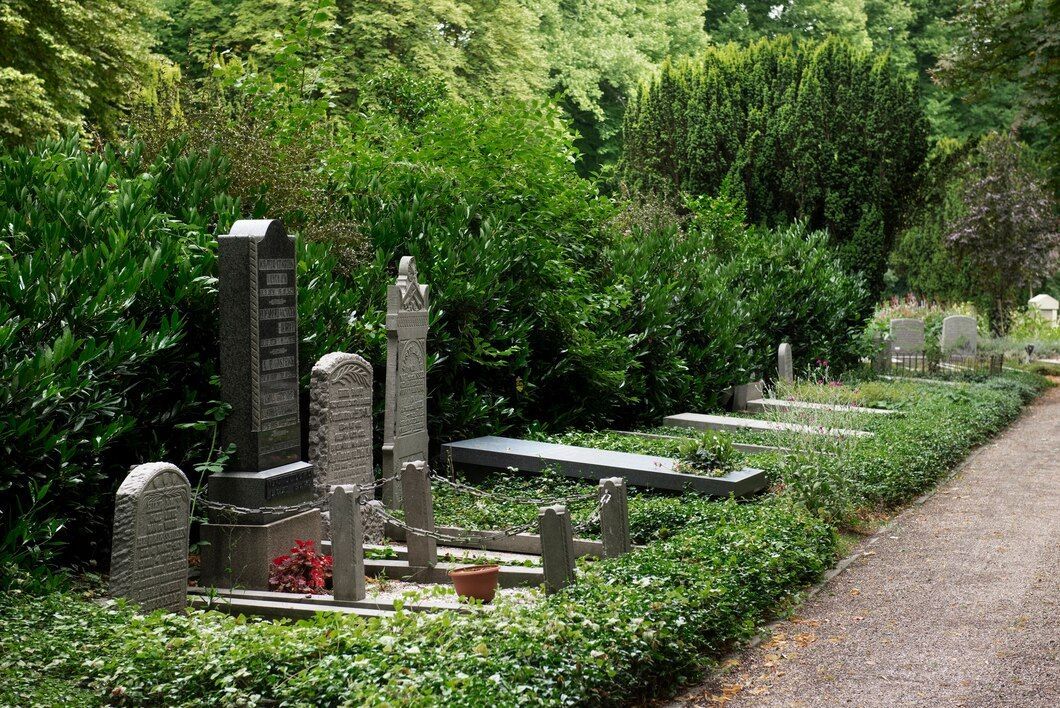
[429,471,597,507]
[191,473,403,517]
[362,500,540,545]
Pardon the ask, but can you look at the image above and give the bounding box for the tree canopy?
[621,36,929,297]
[0,0,158,144]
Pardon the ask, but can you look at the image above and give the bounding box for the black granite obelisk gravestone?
[200,219,320,589]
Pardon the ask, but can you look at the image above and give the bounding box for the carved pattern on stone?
[309,352,373,496]
[249,237,260,431]
[110,463,190,613]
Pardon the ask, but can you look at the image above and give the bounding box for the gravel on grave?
[668,385,1060,708]
[362,543,542,609]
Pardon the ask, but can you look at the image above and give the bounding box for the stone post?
[382,257,430,508]
[598,477,631,559]
[401,461,436,568]
[110,463,190,613]
[777,342,793,384]
[539,504,575,594]
[329,485,366,601]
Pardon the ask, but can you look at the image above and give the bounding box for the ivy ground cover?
[0,374,1047,705]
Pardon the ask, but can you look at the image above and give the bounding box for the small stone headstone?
[598,478,631,559]
[110,463,190,613]
[400,461,436,568]
[1029,294,1058,325]
[889,318,925,355]
[329,485,366,602]
[309,352,373,495]
[777,342,793,383]
[382,257,430,507]
[539,504,575,594]
[940,316,978,356]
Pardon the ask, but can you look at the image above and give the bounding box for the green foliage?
[622,36,929,297]
[935,0,1059,193]
[0,500,834,705]
[0,135,234,564]
[674,433,740,477]
[0,0,158,145]
[943,132,1059,334]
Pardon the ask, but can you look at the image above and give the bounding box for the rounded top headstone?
[227,219,289,241]
[1029,293,1058,310]
[116,462,190,498]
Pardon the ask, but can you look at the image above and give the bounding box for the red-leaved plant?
[268,539,332,593]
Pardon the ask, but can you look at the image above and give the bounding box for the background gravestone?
[889,318,926,355]
[1028,293,1059,326]
[309,352,373,494]
[777,342,793,383]
[110,463,190,613]
[382,256,430,508]
[941,316,978,355]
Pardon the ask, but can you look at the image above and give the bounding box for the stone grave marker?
[401,461,436,568]
[889,318,925,355]
[442,436,767,496]
[598,478,631,559]
[110,463,190,612]
[309,352,373,495]
[1029,294,1058,326]
[778,342,793,383]
[382,256,430,508]
[539,504,575,594]
[329,485,366,601]
[941,315,978,356]
[201,219,319,589]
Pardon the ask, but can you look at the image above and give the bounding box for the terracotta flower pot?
[449,564,500,603]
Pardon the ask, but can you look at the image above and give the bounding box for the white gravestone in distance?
[941,315,978,355]
[889,318,926,355]
[778,342,793,383]
[1029,294,1059,326]
[382,257,429,508]
[110,463,190,613]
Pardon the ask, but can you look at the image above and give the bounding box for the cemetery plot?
[745,398,898,416]
[663,413,874,439]
[442,436,768,497]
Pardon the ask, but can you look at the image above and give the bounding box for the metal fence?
[871,351,1004,377]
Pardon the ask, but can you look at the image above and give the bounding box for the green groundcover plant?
[0,373,1047,705]
[2,501,833,706]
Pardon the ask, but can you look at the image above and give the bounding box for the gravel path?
[672,385,1060,708]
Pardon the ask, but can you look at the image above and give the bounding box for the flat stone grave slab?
[187,586,477,619]
[745,398,898,416]
[610,429,793,455]
[663,413,873,439]
[442,436,767,497]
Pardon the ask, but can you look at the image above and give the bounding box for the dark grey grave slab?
[442,436,767,497]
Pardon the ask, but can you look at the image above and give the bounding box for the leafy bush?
[621,36,928,296]
[268,540,332,593]
[0,135,235,565]
[605,196,868,415]
[674,433,739,477]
